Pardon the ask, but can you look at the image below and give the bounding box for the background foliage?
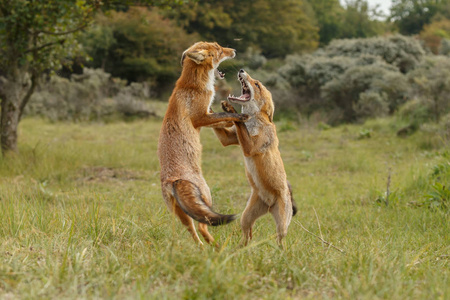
[3,0,447,133]
[1,1,449,298]
[81,8,198,89]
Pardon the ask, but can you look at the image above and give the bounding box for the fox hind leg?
[198,223,217,247]
[172,200,203,245]
[269,197,293,246]
[241,192,269,245]
[162,183,203,245]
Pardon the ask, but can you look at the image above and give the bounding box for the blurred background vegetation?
[1,2,449,297]
[2,0,450,146]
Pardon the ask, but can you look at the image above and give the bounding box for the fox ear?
[184,50,208,65]
[264,98,274,122]
[181,50,187,66]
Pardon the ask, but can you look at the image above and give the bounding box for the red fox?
[157,42,250,245]
[214,69,297,245]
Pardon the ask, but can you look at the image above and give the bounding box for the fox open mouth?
[227,75,251,102]
[216,69,225,79]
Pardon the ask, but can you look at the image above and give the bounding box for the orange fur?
[214,70,297,246]
[158,42,250,246]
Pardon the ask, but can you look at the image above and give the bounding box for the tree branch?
[24,39,66,54]
[18,72,37,121]
[35,22,90,36]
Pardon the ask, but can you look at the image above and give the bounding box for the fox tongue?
[227,93,250,101]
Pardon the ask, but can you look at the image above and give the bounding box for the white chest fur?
[207,69,216,111]
[244,118,260,137]
[244,156,276,205]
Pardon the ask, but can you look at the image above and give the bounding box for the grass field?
[0,112,449,299]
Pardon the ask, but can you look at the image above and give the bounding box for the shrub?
[25,68,155,121]
[321,62,408,123]
[244,48,268,70]
[419,113,450,147]
[276,37,415,123]
[353,91,389,119]
[419,19,450,54]
[277,55,357,116]
[260,35,437,125]
[440,39,450,55]
[407,56,450,123]
[398,98,433,126]
[279,54,356,90]
[319,35,426,73]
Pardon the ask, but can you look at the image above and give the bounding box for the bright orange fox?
[214,69,297,245]
[157,42,250,245]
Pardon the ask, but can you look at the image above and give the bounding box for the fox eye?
[255,82,260,89]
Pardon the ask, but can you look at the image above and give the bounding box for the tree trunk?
[0,72,34,155]
[0,97,20,154]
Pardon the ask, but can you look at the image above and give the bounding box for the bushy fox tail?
[287,181,298,216]
[172,179,237,226]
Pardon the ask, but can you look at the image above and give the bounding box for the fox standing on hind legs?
[214,69,297,246]
[157,42,250,245]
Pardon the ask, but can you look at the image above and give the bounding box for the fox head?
[228,69,274,122]
[181,42,236,79]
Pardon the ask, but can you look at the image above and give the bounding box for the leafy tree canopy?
[307,0,345,45]
[81,7,198,85]
[100,0,192,10]
[419,19,450,54]
[390,0,450,35]
[339,0,388,39]
[166,0,319,58]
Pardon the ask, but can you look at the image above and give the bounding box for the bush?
[243,48,268,70]
[353,91,389,120]
[407,56,450,123]
[322,63,408,123]
[272,35,431,124]
[398,98,433,125]
[277,55,357,116]
[440,39,450,55]
[25,68,155,121]
[419,19,450,54]
[319,35,426,73]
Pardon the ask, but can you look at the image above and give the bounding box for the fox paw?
[221,101,237,113]
[238,113,251,122]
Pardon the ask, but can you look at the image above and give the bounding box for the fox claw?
[221,101,237,113]
[220,101,250,122]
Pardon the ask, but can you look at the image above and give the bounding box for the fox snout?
[226,48,236,59]
[238,69,248,80]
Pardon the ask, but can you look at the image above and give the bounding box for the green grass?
[0,116,449,299]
